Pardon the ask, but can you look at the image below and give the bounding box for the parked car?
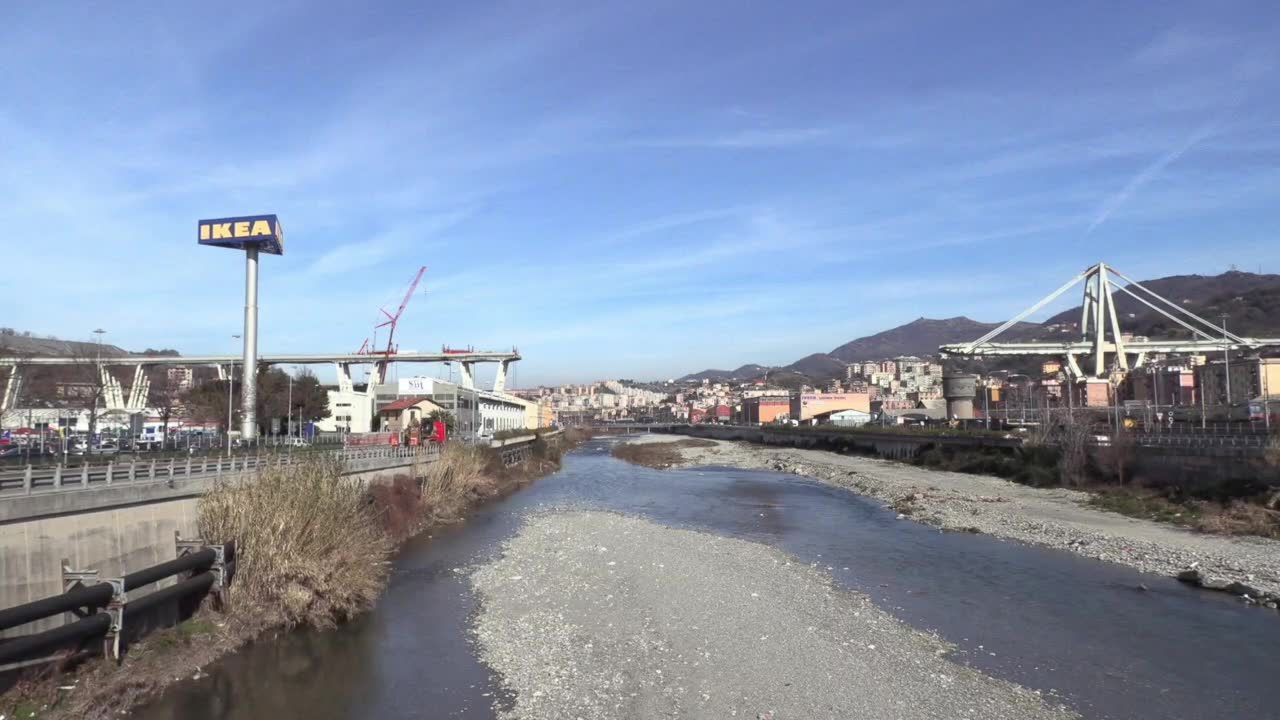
[89,441,119,455]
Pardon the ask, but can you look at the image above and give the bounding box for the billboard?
[198,214,284,255]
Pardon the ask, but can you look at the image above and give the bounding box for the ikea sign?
[197,214,284,255]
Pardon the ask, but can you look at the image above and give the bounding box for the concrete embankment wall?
[0,454,427,639]
[671,424,1007,460]
[1126,447,1277,493]
[670,424,1273,494]
[0,499,201,637]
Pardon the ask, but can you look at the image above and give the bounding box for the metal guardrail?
[0,445,439,498]
[1126,434,1273,449]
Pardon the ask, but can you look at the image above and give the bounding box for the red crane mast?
[358,266,426,358]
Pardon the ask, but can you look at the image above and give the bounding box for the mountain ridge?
[677,270,1280,384]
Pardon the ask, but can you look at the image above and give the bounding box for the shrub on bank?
[422,443,492,519]
[913,445,1061,487]
[367,475,426,543]
[198,455,392,628]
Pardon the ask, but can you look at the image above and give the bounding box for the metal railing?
[0,445,439,498]
[1125,433,1273,449]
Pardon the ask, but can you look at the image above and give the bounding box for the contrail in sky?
[1086,121,1218,233]
[1086,84,1252,235]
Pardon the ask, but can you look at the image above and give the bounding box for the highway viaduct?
[0,350,522,415]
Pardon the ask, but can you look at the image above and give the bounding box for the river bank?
[471,510,1076,719]
[619,435,1280,608]
[0,431,587,720]
[126,438,1280,719]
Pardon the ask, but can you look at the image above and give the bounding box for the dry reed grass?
[198,454,392,627]
[3,435,595,720]
[1194,500,1280,539]
[421,443,490,520]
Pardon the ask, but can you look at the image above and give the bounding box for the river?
[136,438,1278,719]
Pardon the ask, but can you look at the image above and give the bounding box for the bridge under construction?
[0,350,521,414]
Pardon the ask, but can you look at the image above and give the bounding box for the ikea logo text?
[197,213,284,255]
[199,219,275,240]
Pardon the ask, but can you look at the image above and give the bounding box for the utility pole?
[1151,364,1159,432]
[1221,314,1232,425]
[1199,363,1206,430]
[1264,357,1271,430]
[287,370,293,443]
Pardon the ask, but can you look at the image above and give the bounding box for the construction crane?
[358,266,427,359]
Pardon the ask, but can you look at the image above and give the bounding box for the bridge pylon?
[940,261,1280,379]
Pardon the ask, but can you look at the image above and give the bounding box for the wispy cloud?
[632,127,835,149]
[4,4,1280,384]
[597,206,754,246]
[1133,28,1230,67]
[304,208,472,275]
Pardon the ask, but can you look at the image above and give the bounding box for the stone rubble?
[471,511,1078,720]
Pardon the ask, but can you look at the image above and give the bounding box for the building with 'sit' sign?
[197,214,285,255]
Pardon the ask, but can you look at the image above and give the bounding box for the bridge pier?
[100,365,126,411]
[493,359,511,393]
[2,365,22,412]
[124,364,151,411]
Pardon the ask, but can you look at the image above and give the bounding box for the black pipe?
[124,572,215,618]
[123,549,216,592]
[0,583,113,633]
[0,613,111,666]
[0,548,217,633]
[0,573,218,667]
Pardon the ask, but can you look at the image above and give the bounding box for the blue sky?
[3,1,1279,386]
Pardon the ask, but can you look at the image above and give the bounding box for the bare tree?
[1027,408,1095,487]
[70,352,112,443]
[147,366,188,449]
[1097,425,1136,484]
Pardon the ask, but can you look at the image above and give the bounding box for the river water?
[136,439,1278,720]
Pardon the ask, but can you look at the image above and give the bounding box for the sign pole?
[242,247,259,441]
[198,214,283,446]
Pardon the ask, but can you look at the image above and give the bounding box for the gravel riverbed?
[471,510,1076,720]
[625,435,1280,607]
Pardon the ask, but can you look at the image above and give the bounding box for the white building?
[478,391,528,434]
[314,389,375,434]
[317,375,536,438]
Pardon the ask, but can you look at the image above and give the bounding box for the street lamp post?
[286,370,293,444]
[227,334,240,458]
[92,329,106,448]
